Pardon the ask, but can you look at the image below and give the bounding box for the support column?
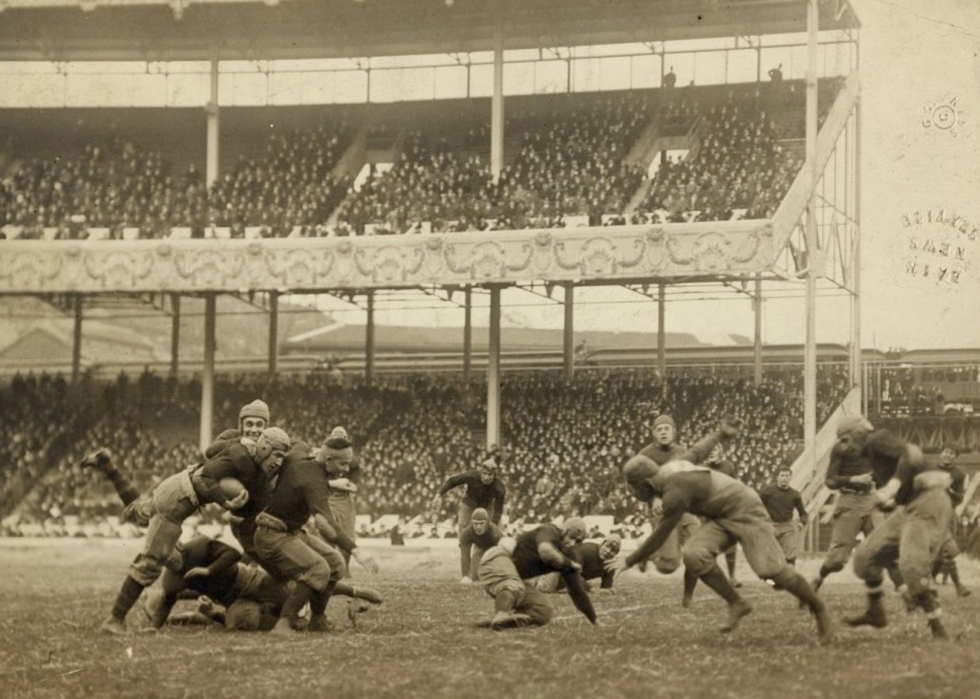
[200,293,216,453]
[365,291,375,386]
[463,287,473,385]
[850,103,863,391]
[490,17,505,183]
[657,282,667,380]
[170,294,181,380]
[753,276,763,386]
[71,295,83,384]
[563,284,574,380]
[206,55,220,188]
[487,286,502,449]
[803,0,819,452]
[268,290,279,376]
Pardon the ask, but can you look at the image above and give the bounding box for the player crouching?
[477,518,597,630]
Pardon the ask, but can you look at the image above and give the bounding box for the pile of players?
[91,397,972,643]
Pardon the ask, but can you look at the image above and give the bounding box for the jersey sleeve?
[204,429,242,459]
[193,448,251,507]
[438,471,470,496]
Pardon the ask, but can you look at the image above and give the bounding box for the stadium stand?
[1,79,842,239]
[1,368,852,538]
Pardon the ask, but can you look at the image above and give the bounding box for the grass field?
[1,539,978,699]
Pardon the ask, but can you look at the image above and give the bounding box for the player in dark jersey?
[254,438,379,635]
[931,446,971,598]
[457,508,504,584]
[758,468,807,565]
[99,427,291,635]
[434,458,507,525]
[205,399,271,458]
[476,518,597,630]
[533,534,622,593]
[140,534,383,631]
[434,458,507,577]
[841,416,955,638]
[811,421,906,599]
[82,398,272,530]
[607,456,832,643]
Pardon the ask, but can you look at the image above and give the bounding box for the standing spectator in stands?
[664,66,677,89]
[768,64,784,82]
[758,468,807,566]
[458,508,504,585]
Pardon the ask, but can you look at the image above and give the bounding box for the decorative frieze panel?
[0,222,774,294]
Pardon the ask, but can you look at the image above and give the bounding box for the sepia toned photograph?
[0,0,977,697]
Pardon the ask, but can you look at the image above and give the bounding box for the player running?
[843,419,960,639]
[606,451,833,643]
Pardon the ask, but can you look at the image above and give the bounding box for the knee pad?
[681,549,714,577]
[298,560,332,593]
[130,556,164,587]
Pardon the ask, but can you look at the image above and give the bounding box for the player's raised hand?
[604,556,630,580]
[352,547,380,574]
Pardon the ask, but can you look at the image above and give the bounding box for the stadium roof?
[0,0,858,62]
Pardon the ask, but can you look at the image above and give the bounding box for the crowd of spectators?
[334,93,649,235]
[0,124,352,239]
[1,366,854,538]
[2,79,846,240]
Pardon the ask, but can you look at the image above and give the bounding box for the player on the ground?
[931,446,971,598]
[99,427,291,635]
[458,508,504,584]
[82,443,383,613]
[606,453,833,643]
[254,436,379,635]
[432,456,507,570]
[532,534,622,594]
[140,534,383,631]
[841,417,955,639]
[758,468,807,566]
[476,518,597,629]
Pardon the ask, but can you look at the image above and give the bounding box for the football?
[218,477,246,504]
